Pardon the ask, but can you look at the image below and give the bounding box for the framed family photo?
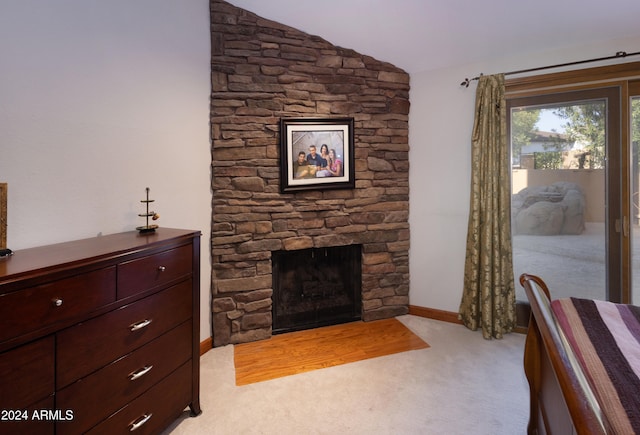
[279,117,355,193]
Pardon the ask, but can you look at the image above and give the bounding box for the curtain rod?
[460,50,640,88]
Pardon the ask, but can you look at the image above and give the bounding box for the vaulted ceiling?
[226,0,640,74]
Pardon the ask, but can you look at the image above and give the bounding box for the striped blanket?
[552,298,640,434]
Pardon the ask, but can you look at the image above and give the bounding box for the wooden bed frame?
[519,273,612,435]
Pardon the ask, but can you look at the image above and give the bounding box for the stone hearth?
[211,0,410,346]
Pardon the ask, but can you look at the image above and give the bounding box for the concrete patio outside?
[513,222,640,303]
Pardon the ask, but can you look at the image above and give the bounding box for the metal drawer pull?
[53,298,63,307]
[129,413,152,431]
[129,365,153,381]
[158,266,166,272]
[129,319,152,331]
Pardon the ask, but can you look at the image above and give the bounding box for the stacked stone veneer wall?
[211,0,410,346]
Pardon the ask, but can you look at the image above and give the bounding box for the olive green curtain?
[459,74,516,339]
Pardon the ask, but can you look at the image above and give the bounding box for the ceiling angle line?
[459,50,640,88]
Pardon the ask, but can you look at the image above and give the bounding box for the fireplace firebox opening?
[272,245,362,334]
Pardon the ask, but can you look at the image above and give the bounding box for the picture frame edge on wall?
[0,183,7,249]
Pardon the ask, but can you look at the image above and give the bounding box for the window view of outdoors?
[511,101,607,302]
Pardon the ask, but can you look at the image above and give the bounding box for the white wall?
[0,0,213,340]
[409,35,640,312]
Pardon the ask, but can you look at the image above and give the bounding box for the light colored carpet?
[234,318,429,386]
[164,315,529,435]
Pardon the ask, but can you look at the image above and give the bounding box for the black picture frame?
[0,183,6,249]
[279,117,355,193]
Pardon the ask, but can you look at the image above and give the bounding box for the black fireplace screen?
[271,245,362,334]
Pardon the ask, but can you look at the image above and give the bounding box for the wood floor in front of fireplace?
[233,318,429,386]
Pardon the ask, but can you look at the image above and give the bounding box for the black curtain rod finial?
[460,75,481,88]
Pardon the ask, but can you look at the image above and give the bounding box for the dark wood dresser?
[0,228,201,434]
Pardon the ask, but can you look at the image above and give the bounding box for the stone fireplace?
[272,245,362,334]
[211,0,410,346]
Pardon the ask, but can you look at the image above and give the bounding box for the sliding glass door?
[508,88,622,303]
[630,81,640,304]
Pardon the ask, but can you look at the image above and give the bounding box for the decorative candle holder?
[137,187,160,233]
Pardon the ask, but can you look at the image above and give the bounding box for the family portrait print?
[280,118,355,193]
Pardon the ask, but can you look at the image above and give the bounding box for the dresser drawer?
[56,279,192,388]
[56,321,191,435]
[117,244,192,299]
[85,361,192,435]
[0,267,116,343]
[0,336,54,409]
